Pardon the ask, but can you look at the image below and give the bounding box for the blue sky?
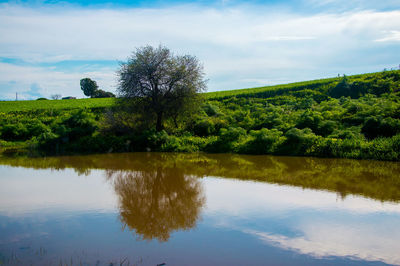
[0,0,399,99]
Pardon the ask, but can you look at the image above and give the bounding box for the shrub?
[192,119,215,136]
[203,102,221,116]
[205,127,246,153]
[280,128,318,155]
[362,116,400,139]
[238,128,285,154]
[0,123,28,141]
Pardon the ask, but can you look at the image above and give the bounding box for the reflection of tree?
[106,167,204,242]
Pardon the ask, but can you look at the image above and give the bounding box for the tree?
[51,94,61,100]
[80,78,98,97]
[117,45,207,131]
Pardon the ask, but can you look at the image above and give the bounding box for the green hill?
[1,70,399,161]
[2,70,399,113]
[206,70,400,99]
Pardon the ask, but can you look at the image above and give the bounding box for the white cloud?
[0,62,117,99]
[0,4,399,98]
[0,167,117,216]
[375,30,400,42]
[246,223,400,265]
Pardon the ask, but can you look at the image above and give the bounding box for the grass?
[0,70,397,113]
[205,76,340,99]
[0,98,116,113]
[204,71,398,99]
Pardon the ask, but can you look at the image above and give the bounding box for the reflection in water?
[106,167,204,242]
[202,178,400,265]
[1,153,400,265]
[1,152,399,202]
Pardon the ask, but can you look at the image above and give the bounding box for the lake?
[0,152,399,265]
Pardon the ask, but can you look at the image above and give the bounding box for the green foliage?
[192,119,216,136]
[80,78,98,97]
[58,109,98,141]
[280,128,318,155]
[206,127,246,152]
[362,116,400,139]
[329,75,354,98]
[238,128,285,154]
[92,89,115,98]
[329,71,400,99]
[203,102,221,116]
[1,70,400,160]
[117,45,206,131]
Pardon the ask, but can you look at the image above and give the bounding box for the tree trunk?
[156,112,163,131]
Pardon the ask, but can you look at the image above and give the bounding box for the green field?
[1,71,398,113]
[205,76,340,99]
[0,98,115,113]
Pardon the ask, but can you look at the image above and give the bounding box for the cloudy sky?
[0,0,399,100]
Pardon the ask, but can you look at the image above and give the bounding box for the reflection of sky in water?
[0,166,399,265]
[204,178,400,265]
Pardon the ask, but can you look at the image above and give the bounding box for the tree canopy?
[117,45,207,131]
[80,78,98,97]
[80,78,115,98]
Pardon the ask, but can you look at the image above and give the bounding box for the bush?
[317,120,338,137]
[205,127,246,153]
[280,128,318,155]
[238,128,285,154]
[203,102,221,116]
[362,116,400,139]
[1,123,27,141]
[59,109,98,141]
[192,119,215,136]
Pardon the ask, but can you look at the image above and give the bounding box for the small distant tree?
[117,45,207,131]
[80,78,98,98]
[51,94,61,100]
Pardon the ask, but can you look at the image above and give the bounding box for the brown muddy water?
[0,152,399,265]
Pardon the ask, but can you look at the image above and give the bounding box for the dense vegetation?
[1,70,399,161]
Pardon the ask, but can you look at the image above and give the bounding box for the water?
[0,153,399,265]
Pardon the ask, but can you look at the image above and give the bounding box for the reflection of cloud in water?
[0,167,116,216]
[204,177,400,265]
[243,222,400,265]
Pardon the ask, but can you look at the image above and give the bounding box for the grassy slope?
[0,72,367,112]
[0,98,115,113]
[205,76,340,99]
[0,70,397,112]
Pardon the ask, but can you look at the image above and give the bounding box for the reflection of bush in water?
[107,168,204,242]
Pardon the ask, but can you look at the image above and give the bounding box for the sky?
[0,0,399,100]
